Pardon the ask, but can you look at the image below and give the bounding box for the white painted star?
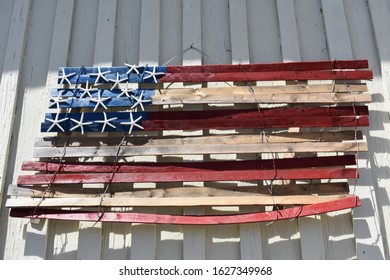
[89,66,111,84]
[78,80,97,98]
[45,113,69,132]
[48,91,68,109]
[56,67,75,86]
[120,112,144,134]
[70,112,93,135]
[124,63,143,75]
[143,66,165,83]
[131,91,151,111]
[95,112,118,132]
[118,83,136,98]
[90,91,111,111]
[108,72,127,90]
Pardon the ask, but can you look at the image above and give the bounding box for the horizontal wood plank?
[21,155,356,173]
[8,196,362,224]
[166,60,369,73]
[34,131,363,147]
[17,167,358,185]
[159,70,373,83]
[8,182,350,197]
[33,142,367,158]
[6,194,356,208]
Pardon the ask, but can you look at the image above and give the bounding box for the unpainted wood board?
[8,182,350,198]
[34,130,364,148]
[33,142,367,158]
[5,194,356,210]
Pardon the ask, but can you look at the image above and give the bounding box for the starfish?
[95,112,118,132]
[131,91,151,111]
[124,63,142,75]
[45,113,69,132]
[120,112,144,134]
[89,66,111,84]
[56,67,75,86]
[48,91,68,109]
[78,80,97,98]
[118,83,136,98]
[108,72,127,91]
[70,112,93,135]
[90,91,111,111]
[143,66,165,83]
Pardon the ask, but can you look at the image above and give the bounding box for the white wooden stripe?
[0,0,14,76]
[43,0,77,261]
[130,0,160,260]
[321,0,356,260]
[347,0,386,259]
[77,0,117,261]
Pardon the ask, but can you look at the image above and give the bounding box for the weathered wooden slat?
[166,60,369,73]
[41,109,369,133]
[159,70,373,83]
[6,194,356,208]
[34,131,364,147]
[8,182,350,197]
[21,155,356,173]
[50,84,368,98]
[17,167,357,186]
[8,196,361,224]
[33,141,367,158]
[151,92,371,105]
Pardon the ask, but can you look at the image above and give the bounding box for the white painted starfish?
[143,66,165,83]
[89,66,111,84]
[45,113,69,132]
[108,72,127,91]
[120,112,144,134]
[118,83,136,98]
[124,63,143,75]
[56,67,75,86]
[48,91,68,109]
[70,112,93,135]
[78,80,97,98]
[95,112,118,132]
[90,91,111,111]
[131,91,151,111]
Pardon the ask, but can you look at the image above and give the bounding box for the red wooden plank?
[167,60,369,73]
[148,106,369,120]
[142,116,369,130]
[9,196,361,225]
[17,167,358,185]
[159,70,373,83]
[22,155,356,173]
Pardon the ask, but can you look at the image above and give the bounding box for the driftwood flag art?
[7,60,371,225]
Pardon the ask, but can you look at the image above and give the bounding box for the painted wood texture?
[9,196,361,225]
[1,0,388,261]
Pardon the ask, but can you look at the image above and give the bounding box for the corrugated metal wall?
[1,0,389,260]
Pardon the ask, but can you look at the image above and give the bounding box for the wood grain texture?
[8,196,361,225]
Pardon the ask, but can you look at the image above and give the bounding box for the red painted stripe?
[17,168,358,185]
[9,196,361,225]
[142,116,368,130]
[159,70,373,83]
[148,106,369,120]
[21,155,357,173]
[167,60,369,73]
